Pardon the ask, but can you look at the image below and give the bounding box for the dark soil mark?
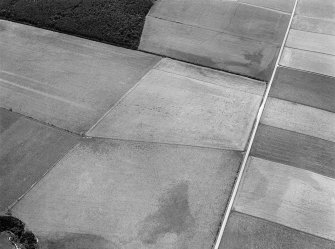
[39,232,119,249]
[0,0,154,49]
[138,182,195,245]
[0,215,38,249]
[164,48,270,81]
[164,49,219,70]
[244,50,264,65]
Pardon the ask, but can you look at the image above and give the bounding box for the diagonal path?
[0,0,334,248]
[218,0,335,247]
[1,20,265,249]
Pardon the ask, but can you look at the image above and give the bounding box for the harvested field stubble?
[0,0,154,49]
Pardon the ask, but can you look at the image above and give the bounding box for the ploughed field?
[0,0,154,49]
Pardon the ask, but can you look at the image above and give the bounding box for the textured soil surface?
[0,0,154,49]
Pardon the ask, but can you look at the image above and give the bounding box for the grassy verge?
[0,0,154,49]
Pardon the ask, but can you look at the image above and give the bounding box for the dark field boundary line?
[0,0,154,49]
[212,0,299,248]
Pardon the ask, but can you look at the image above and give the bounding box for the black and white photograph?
[0,0,334,248]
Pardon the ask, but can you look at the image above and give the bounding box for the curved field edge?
[0,0,155,49]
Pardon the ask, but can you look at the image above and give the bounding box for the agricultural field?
[0,0,154,49]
